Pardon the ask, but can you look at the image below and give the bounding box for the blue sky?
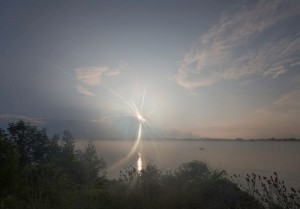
[1,0,300,139]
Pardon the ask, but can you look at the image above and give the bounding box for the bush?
[232,172,300,209]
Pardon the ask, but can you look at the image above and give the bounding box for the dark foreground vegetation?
[1,121,299,209]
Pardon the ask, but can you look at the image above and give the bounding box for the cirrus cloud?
[74,66,120,86]
[73,65,122,96]
[76,85,95,96]
[255,88,300,117]
[174,0,300,90]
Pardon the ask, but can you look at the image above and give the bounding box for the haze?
[1,0,300,139]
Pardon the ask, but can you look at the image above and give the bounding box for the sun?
[136,113,146,123]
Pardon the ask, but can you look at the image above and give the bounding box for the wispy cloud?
[189,88,300,138]
[254,88,300,117]
[263,66,287,79]
[174,0,300,89]
[73,65,122,96]
[74,66,120,86]
[91,116,112,124]
[0,114,45,124]
[76,85,95,96]
[290,61,300,67]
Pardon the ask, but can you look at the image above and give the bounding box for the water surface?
[76,140,300,188]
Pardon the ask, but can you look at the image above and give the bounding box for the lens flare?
[107,89,147,172]
[109,121,143,171]
[88,80,157,176]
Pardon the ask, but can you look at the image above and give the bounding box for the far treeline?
[1,120,300,209]
[160,138,300,142]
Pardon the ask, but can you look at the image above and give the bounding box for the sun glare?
[137,113,146,123]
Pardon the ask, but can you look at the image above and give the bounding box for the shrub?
[232,172,300,209]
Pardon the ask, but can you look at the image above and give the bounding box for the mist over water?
[76,140,300,189]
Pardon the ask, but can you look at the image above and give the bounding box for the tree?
[0,133,19,200]
[175,160,212,182]
[76,141,106,185]
[7,120,50,165]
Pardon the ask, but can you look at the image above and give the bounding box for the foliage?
[7,120,50,165]
[111,160,263,209]
[0,133,19,200]
[0,120,299,209]
[0,120,107,209]
[232,172,300,209]
[76,141,107,185]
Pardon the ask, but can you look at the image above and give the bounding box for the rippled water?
[76,140,300,188]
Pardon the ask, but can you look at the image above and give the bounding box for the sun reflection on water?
[137,152,142,174]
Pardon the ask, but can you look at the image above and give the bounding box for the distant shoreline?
[75,137,300,142]
[160,138,300,142]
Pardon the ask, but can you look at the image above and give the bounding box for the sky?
[1,0,300,139]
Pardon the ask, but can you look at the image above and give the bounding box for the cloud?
[174,0,300,89]
[76,85,95,96]
[74,66,120,86]
[254,88,300,117]
[188,88,300,138]
[0,114,45,124]
[274,90,300,107]
[91,116,112,124]
[263,66,287,79]
[290,61,300,67]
